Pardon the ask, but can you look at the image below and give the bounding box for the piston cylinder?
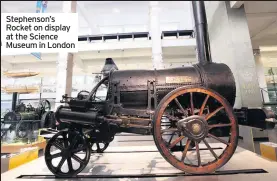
[55,106,98,125]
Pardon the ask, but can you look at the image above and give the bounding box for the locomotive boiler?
[45,1,276,177]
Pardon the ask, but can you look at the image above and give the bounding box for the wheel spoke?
[209,123,232,130]
[174,98,187,116]
[205,106,224,121]
[72,154,84,164]
[67,157,73,171]
[56,156,66,172]
[203,139,218,160]
[181,139,191,162]
[195,141,201,166]
[199,95,209,116]
[167,132,175,146]
[62,132,69,148]
[190,92,194,115]
[47,152,62,160]
[208,133,229,146]
[179,133,183,147]
[96,143,100,151]
[169,136,185,149]
[72,145,87,153]
[70,135,79,149]
[52,141,64,150]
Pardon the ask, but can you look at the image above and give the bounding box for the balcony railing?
[78,30,194,42]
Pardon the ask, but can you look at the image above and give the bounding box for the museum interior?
[1,1,277,181]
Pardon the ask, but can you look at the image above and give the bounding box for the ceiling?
[1,1,195,75]
[244,1,277,49]
[1,1,276,75]
[1,1,276,47]
[1,1,193,35]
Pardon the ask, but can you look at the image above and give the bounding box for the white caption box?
[1,13,78,54]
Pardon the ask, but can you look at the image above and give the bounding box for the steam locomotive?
[2,100,55,139]
[44,1,276,177]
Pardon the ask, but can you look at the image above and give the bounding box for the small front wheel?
[91,141,109,153]
[45,130,91,177]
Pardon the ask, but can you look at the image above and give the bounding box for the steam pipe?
[192,1,212,64]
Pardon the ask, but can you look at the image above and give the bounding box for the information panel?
[1,13,78,54]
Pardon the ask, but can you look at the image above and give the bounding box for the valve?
[60,94,73,103]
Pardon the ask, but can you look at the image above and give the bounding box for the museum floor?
[2,134,277,181]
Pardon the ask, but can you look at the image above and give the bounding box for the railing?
[260,87,277,113]
[260,87,277,103]
[78,30,194,42]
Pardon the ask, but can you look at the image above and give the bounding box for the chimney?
[192,1,212,64]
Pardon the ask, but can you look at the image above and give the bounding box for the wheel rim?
[38,100,51,112]
[4,112,20,122]
[153,87,238,174]
[41,112,55,129]
[45,130,91,177]
[16,122,28,138]
[91,142,109,153]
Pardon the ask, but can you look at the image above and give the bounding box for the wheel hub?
[62,149,71,157]
[192,123,201,134]
[177,115,208,141]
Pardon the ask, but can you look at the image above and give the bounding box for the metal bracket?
[112,81,120,105]
[147,80,157,110]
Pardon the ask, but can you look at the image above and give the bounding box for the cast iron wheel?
[1,123,7,137]
[153,86,238,174]
[37,100,51,113]
[91,142,109,153]
[4,112,21,122]
[45,130,91,177]
[15,121,29,138]
[1,130,5,137]
[41,111,56,129]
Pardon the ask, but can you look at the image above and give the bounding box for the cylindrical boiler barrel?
[108,62,236,108]
[19,112,39,120]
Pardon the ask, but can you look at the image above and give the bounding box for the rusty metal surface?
[108,63,235,110]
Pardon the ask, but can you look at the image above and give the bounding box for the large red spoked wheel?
[153,86,238,174]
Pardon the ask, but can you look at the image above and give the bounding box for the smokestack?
[192,1,212,64]
[101,58,119,77]
[11,92,18,111]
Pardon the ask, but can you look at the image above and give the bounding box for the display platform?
[1,140,46,154]
[2,134,277,181]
